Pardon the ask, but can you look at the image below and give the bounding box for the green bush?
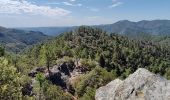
[75,67,115,99]
[80,59,98,70]
[0,57,22,100]
[79,87,95,100]
[43,82,73,100]
[165,68,170,80]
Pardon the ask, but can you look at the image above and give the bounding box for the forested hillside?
[6,26,168,100]
[0,26,49,52]
[25,26,170,74]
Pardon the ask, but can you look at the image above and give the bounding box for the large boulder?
[95,68,170,100]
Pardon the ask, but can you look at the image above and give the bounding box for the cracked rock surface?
[95,68,170,100]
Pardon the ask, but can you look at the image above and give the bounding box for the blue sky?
[0,0,170,27]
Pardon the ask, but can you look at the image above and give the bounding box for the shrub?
[0,57,22,100]
[43,82,73,100]
[75,67,114,98]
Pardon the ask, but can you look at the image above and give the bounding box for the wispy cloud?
[109,0,123,8]
[63,2,73,6]
[0,0,71,17]
[63,2,82,7]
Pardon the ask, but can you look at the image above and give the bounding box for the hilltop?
[97,20,170,35]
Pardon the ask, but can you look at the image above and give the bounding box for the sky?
[0,0,170,27]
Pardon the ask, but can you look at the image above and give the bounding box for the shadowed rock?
[22,82,34,96]
[58,62,71,76]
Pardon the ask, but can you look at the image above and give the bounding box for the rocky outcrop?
[95,68,170,100]
[28,60,88,95]
[45,63,74,93]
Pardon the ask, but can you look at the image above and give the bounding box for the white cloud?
[109,0,123,8]
[0,0,71,17]
[62,2,82,7]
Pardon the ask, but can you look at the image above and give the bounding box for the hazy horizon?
[2,19,170,28]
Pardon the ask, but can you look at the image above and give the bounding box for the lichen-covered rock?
[96,79,123,100]
[95,68,170,100]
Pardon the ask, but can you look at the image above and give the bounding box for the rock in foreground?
[95,68,170,100]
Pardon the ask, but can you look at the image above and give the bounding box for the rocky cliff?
[95,68,170,100]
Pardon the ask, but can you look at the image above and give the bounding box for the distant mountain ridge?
[97,20,170,36]
[19,26,77,36]
[0,26,49,52]
[18,20,170,36]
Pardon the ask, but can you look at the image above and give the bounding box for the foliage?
[36,73,46,88]
[80,59,98,70]
[74,67,115,99]
[165,68,170,80]
[0,57,22,100]
[79,87,95,100]
[42,81,73,100]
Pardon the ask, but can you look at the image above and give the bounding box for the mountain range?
[19,20,170,36]
[2,19,170,52]
[19,27,76,36]
[0,26,49,52]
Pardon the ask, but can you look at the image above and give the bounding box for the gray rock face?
[95,68,170,100]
